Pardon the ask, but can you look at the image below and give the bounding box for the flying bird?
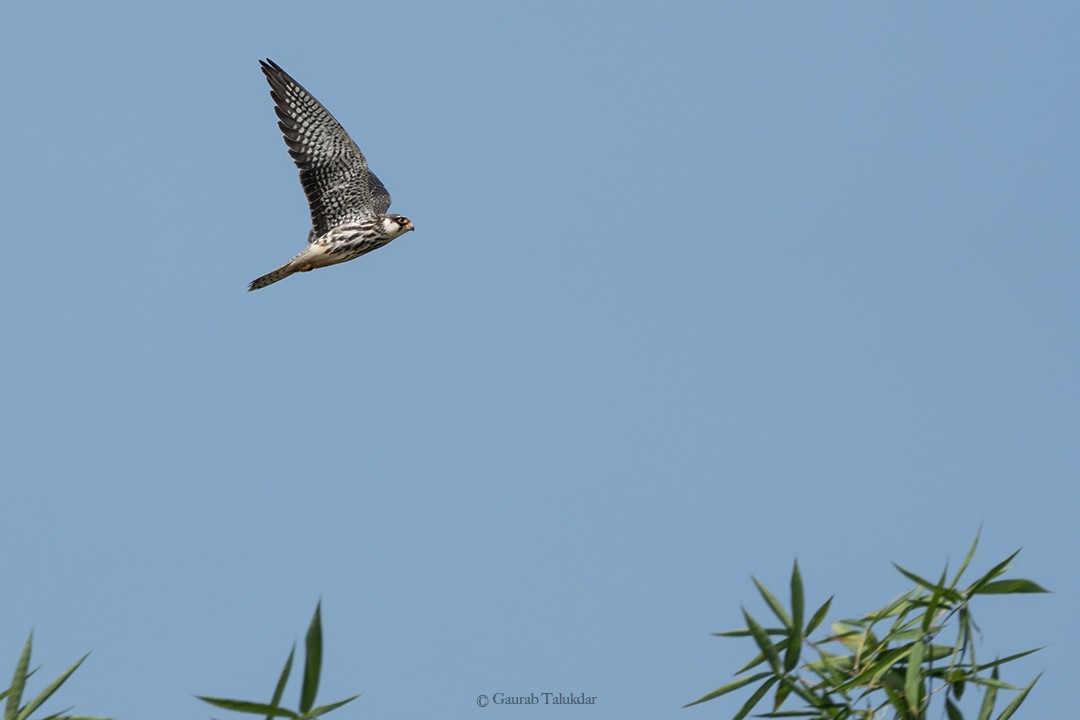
[249,59,414,291]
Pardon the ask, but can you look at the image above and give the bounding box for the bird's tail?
[248,262,296,291]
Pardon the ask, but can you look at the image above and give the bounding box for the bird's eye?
[398,217,410,225]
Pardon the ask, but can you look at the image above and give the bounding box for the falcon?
[249,59,414,291]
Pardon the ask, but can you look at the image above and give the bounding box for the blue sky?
[1,1,1077,718]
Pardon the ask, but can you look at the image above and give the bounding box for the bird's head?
[382,214,415,238]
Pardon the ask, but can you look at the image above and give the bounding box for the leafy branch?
[2,632,108,720]
[687,532,1046,719]
[198,603,360,720]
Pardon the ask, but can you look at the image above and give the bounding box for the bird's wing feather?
[367,169,392,216]
[260,59,391,237]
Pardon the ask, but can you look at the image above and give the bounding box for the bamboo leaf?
[922,566,949,633]
[804,596,833,637]
[805,651,853,684]
[744,609,782,673]
[977,666,999,720]
[951,529,982,588]
[683,672,773,707]
[734,637,791,676]
[784,562,804,673]
[974,647,1044,673]
[300,603,323,714]
[969,677,1022,691]
[772,677,794,712]
[837,644,914,693]
[17,654,89,720]
[903,641,926,714]
[893,563,943,593]
[712,629,753,638]
[267,645,295,720]
[879,673,911,718]
[945,697,964,720]
[308,693,361,718]
[966,550,1021,596]
[5,634,33,720]
[974,579,1049,595]
[196,697,300,718]
[733,651,769,676]
[993,673,1040,720]
[893,564,963,604]
[753,577,793,629]
[782,679,834,710]
[733,676,780,720]
[29,708,74,720]
[924,644,957,663]
[714,627,788,638]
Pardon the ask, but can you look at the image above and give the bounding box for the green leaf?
[951,529,982,589]
[993,673,1040,720]
[805,650,853,686]
[734,637,791,676]
[683,672,773,707]
[744,609,782,673]
[772,677,794,712]
[17,653,90,720]
[5,633,33,720]
[973,647,1043,674]
[733,651,769,676]
[893,561,942,589]
[712,629,753,637]
[966,550,1021,596]
[781,679,834,711]
[921,565,950,633]
[267,645,295,720]
[955,606,974,667]
[893,563,963,604]
[879,673,912,718]
[969,677,1023,692]
[945,697,964,720]
[923,644,957,663]
[713,627,788,638]
[977,666,999,720]
[30,708,75,720]
[804,596,833,636]
[837,643,915,693]
[784,562,804,673]
[733,676,780,720]
[753,577,793,629]
[974,579,1049,595]
[300,603,323,714]
[308,693,361,718]
[196,697,300,718]
[904,641,926,714]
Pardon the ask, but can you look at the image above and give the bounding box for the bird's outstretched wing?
[260,59,391,237]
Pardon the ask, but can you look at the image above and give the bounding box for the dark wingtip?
[259,58,287,83]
